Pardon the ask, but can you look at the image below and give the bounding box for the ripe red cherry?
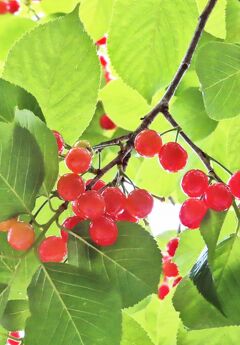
[9,331,21,339]
[89,216,118,246]
[77,190,106,220]
[96,36,107,46]
[179,198,207,229]
[38,236,67,262]
[61,216,83,242]
[52,130,64,154]
[8,0,20,13]
[0,1,8,14]
[228,171,240,199]
[167,238,179,257]
[100,114,117,130]
[86,178,106,191]
[72,200,87,218]
[8,222,35,251]
[0,217,17,232]
[7,339,20,345]
[57,173,85,201]
[173,276,182,288]
[158,284,170,300]
[126,189,153,218]
[99,55,107,67]
[102,187,126,217]
[159,142,188,172]
[204,183,233,211]
[134,129,162,157]
[163,260,179,277]
[181,169,208,197]
[65,147,92,174]
[116,209,138,223]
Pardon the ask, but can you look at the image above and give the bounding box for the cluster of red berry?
[158,237,182,300]
[0,0,19,14]
[7,331,22,345]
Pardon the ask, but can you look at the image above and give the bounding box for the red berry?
[89,216,118,246]
[173,276,182,287]
[179,198,207,229]
[0,1,8,14]
[0,217,17,232]
[9,332,21,339]
[159,142,188,172]
[61,216,83,242]
[158,284,170,300]
[100,114,117,130]
[72,200,87,218]
[86,179,106,191]
[8,0,20,13]
[38,236,67,262]
[181,169,208,197]
[116,209,138,223]
[126,189,153,218]
[228,171,240,199]
[7,339,20,345]
[204,183,233,211]
[104,71,112,83]
[52,130,64,154]
[65,147,92,174]
[96,36,107,45]
[99,55,107,67]
[134,129,162,157]
[167,238,179,257]
[57,173,85,201]
[102,187,126,217]
[163,260,179,277]
[8,222,35,251]
[77,190,106,220]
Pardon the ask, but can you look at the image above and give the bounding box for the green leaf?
[68,221,162,307]
[40,0,80,14]
[0,78,45,123]
[108,0,198,102]
[196,42,240,120]
[121,313,154,345]
[0,284,10,320]
[25,263,122,345]
[3,8,101,143]
[80,0,114,41]
[170,88,217,141]
[1,299,29,331]
[226,116,240,172]
[15,109,58,196]
[0,123,44,221]
[225,0,240,43]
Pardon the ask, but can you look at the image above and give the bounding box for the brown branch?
[88,0,218,189]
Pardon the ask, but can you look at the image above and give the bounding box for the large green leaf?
[25,263,122,345]
[108,0,198,102]
[170,88,217,141]
[196,42,240,120]
[0,79,45,123]
[41,0,79,13]
[225,0,240,43]
[226,116,240,171]
[3,8,101,143]
[0,284,10,321]
[68,221,162,307]
[0,123,44,221]
[80,0,114,41]
[15,109,58,196]
[0,299,29,331]
[121,313,154,345]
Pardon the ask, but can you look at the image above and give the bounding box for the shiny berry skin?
[0,217,17,232]
[0,1,8,14]
[8,222,35,251]
[65,147,92,174]
[167,238,179,257]
[163,261,179,277]
[77,190,106,220]
[181,169,208,197]
[61,216,83,242]
[102,187,126,217]
[204,183,233,211]
[99,55,107,67]
[159,142,188,172]
[126,189,153,218]
[173,276,182,288]
[52,130,64,154]
[134,129,162,157]
[100,114,117,130]
[57,173,85,201]
[228,171,240,199]
[158,284,170,300]
[179,198,207,229]
[96,36,107,45]
[116,209,138,223]
[8,0,20,13]
[86,178,106,191]
[89,216,118,246]
[7,339,20,345]
[9,332,21,339]
[38,236,67,262]
[72,200,87,218]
